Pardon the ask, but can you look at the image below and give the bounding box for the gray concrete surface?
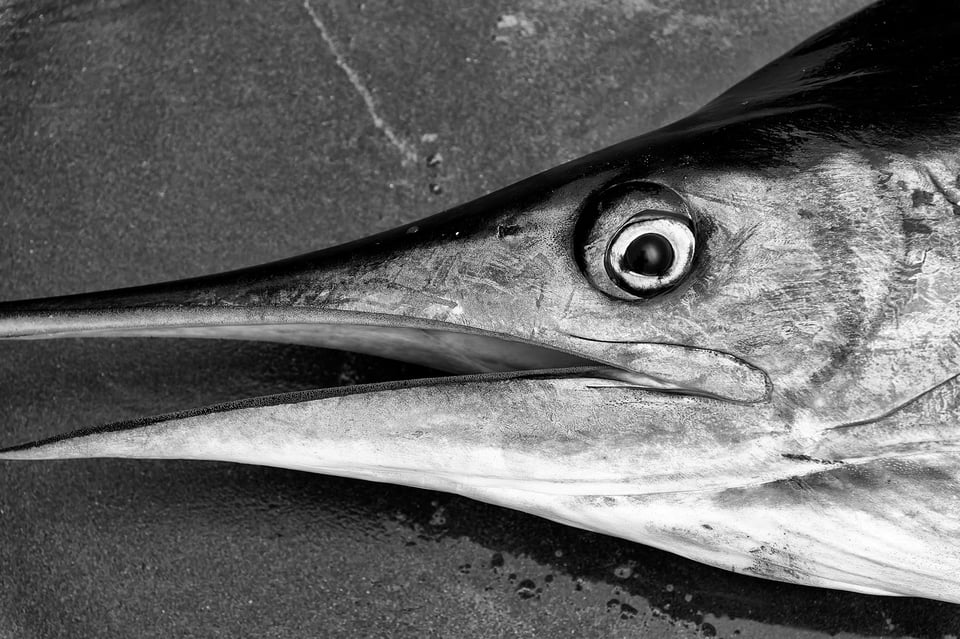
[2,0,959,637]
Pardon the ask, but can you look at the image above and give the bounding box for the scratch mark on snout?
[497,224,522,239]
[781,453,845,465]
[922,165,960,214]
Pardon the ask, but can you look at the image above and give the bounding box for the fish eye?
[577,181,696,300]
[605,211,695,295]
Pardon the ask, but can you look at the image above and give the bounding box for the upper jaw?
[0,300,767,400]
[0,290,768,408]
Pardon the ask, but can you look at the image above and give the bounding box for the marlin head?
[2,0,960,601]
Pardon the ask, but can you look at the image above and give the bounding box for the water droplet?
[554,549,564,558]
[490,552,504,568]
[700,622,717,637]
[544,574,554,583]
[684,593,693,603]
[606,598,620,612]
[516,579,537,599]
[620,603,638,619]
[613,564,633,579]
[428,505,447,527]
[665,583,675,592]
[508,573,517,582]
[406,225,419,234]
[426,152,443,167]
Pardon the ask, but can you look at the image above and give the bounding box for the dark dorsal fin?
[675,0,960,137]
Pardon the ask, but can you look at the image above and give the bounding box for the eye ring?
[605,212,696,295]
[575,180,697,300]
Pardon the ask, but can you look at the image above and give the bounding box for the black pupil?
[622,233,674,277]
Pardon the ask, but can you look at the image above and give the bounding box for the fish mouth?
[0,165,770,496]
[0,298,773,496]
[0,239,771,499]
[0,128,778,604]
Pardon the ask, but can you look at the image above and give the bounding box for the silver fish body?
[2,0,960,606]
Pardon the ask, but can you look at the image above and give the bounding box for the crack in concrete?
[302,0,419,166]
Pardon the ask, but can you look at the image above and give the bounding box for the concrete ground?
[2,0,959,637]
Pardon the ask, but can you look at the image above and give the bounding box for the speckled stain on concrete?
[2,1,959,637]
